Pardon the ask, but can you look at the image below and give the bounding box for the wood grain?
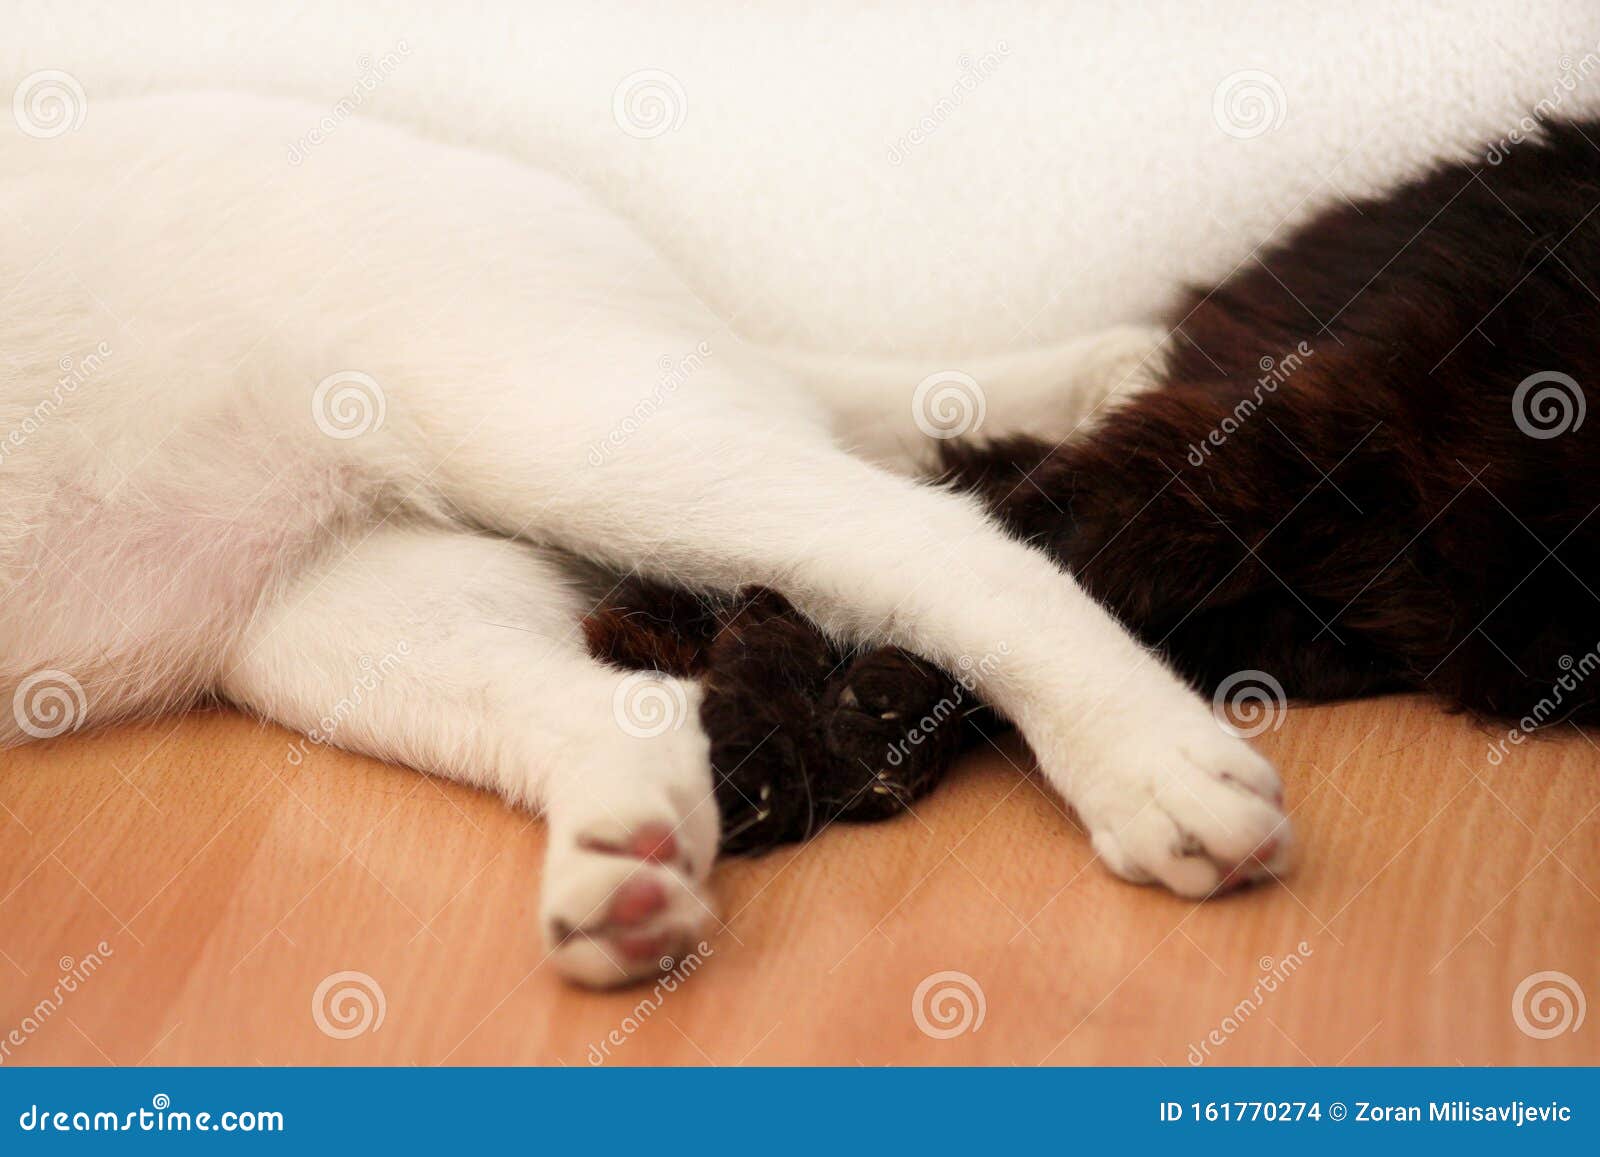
[1,696,1596,1065]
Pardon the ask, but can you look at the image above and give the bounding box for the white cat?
[0,94,1288,987]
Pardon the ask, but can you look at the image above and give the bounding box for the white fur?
[0,95,1290,984]
[7,0,1590,988]
[10,1,1599,353]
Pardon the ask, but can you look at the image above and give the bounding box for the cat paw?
[823,648,969,822]
[703,591,967,853]
[1077,723,1291,898]
[542,815,716,987]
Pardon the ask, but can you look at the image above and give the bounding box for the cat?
[0,93,1289,989]
[585,118,1600,854]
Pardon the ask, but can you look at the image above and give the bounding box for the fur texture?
[3,93,1291,988]
[586,583,980,851]
[589,119,1600,850]
[13,1,1600,352]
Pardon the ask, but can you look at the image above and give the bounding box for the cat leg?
[972,324,1173,442]
[784,324,1171,469]
[216,524,719,988]
[940,376,1410,701]
[432,397,1291,898]
[597,583,972,853]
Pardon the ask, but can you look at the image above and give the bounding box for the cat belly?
[0,444,369,745]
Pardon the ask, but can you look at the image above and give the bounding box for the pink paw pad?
[579,823,681,865]
[1217,838,1281,892]
[628,823,679,863]
[606,877,667,927]
[614,932,673,962]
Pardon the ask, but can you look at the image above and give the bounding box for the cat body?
[1,93,1286,986]
[591,119,1600,853]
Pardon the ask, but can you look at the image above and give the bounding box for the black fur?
[589,119,1600,853]
[585,584,984,852]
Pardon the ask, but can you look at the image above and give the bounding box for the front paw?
[542,815,715,988]
[703,591,964,854]
[1074,722,1291,898]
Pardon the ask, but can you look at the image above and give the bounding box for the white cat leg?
[435,402,1291,899]
[781,324,1171,468]
[216,524,720,987]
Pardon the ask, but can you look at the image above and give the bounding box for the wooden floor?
[1,695,1596,1066]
